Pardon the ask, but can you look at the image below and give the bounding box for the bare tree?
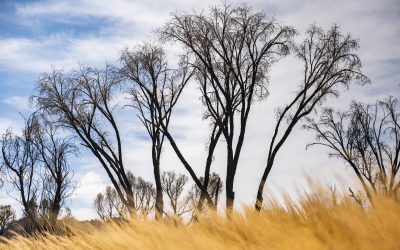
[187,172,222,221]
[93,186,126,221]
[93,192,107,221]
[0,205,15,236]
[127,173,156,218]
[160,3,296,212]
[306,97,400,202]
[1,114,76,230]
[94,173,156,220]
[161,171,192,217]
[1,116,41,229]
[34,66,137,215]
[255,24,369,210]
[33,116,76,225]
[120,43,190,219]
[198,172,222,209]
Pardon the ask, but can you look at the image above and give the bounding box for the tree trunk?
[225,161,235,215]
[50,181,62,226]
[153,157,164,220]
[255,180,266,212]
[195,126,221,214]
[226,137,235,216]
[255,160,273,211]
[125,187,136,218]
[225,176,235,215]
[214,177,221,207]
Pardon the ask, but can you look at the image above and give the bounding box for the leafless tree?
[1,114,76,230]
[1,116,41,229]
[161,171,193,217]
[0,205,15,236]
[255,24,370,210]
[34,66,137,215]
[127,172,156,218]
[120,43,190,219]
[196,172,222,209]
[94,173,155,220]
[306,97,400,203]
[93,186,126,221]
[93,193,107,221]
[159,3,296,212]
[33,116,76,225]
[187,172,222,221]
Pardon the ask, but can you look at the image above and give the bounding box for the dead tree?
[0,116,41,229]
[188,172,222,220]
[255,24,369,210]
[120,42,217,210]
[307,97,400,202]
[1,114,76,230]
[161,171,192,217]
[198,172,222,209]
[127,172,156,218]
[94,173,156,220]
[93,186,126,221]
[34,66,137,215]
[93,192,108,221]
[0,205,15,236]
[33,116,76,225]
[120,43,189,219]
[160,3,295,212]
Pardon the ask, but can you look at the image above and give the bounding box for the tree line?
[0,3,398,235]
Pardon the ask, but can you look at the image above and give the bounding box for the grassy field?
[1,189,399,250]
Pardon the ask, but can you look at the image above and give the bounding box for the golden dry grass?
[1,190,399,250]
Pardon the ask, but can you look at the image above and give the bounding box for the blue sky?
[0,0,399,220]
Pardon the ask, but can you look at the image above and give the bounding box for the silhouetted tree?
[0,205,15,236]
[94,173,155,220]
[307,97,400,203]
[1,116,41,229]
[1,114,76,230]
[188,172,222,221]
[34,116,76,225]
[198,173,222,209]
[120,43,190,219]
[160,3,296,212]
[255,24,369,210]
[93,186,125,221]
[127,172,156,218]
[161,171,192,217]
[93,193,107,221]
[34,66,137,215]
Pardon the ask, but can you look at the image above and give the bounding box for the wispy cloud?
[2,95,30,111]
[0,34,139,73]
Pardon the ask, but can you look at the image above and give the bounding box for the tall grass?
[1,188,399,249]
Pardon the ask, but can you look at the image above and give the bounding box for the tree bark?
[153,155,164,220]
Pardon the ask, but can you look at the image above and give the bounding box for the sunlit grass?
[1,188,399,250]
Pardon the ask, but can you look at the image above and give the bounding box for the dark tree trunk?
[50,185,62,225]
[255,161,272,211]
[225,175,235,215]
[226,143,235,215]
[225,134,236,216]
[125,187,136,217]
[153,155,164,220]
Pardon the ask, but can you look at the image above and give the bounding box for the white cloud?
[71,171,107,214]
[0,193,22,217]
[71,207,98,220]
[0,34,139,73]
[0,117,24,135]
[2,95,30,111]
[16,0,168,25]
